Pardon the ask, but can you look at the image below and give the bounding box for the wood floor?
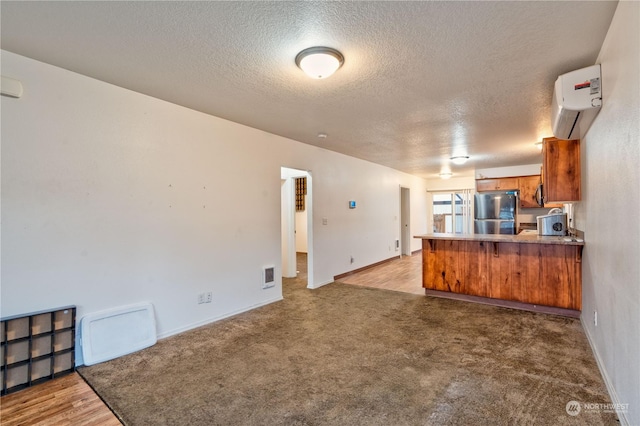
[0,372,121,426]
[336,251,424,295]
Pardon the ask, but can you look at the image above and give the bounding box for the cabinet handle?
[534,184,544,207]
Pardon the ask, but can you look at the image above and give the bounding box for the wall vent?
[80,302,156,366]
[263,266,275,289]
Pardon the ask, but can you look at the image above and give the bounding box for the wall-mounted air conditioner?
[1,75,23,98]
[551,64,602,140]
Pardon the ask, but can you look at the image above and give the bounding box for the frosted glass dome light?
[296,47,344,79]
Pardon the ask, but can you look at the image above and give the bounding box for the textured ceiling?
[0,1,618,178]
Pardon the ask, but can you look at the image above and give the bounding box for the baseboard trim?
[156,295,284,340]
[424,289,581,318]
[581,318,630,426]
[334,255,401,280]
[76,295,285,367]
[307,279,333,290]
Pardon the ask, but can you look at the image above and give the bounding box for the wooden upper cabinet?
[476,177,519,192]
[476,174,548,208]
[518,175,542,208]
[542,137,581,202]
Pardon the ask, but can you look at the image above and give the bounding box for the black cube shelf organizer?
[1,306,76,395]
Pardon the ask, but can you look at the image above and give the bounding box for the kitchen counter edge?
[414,232,585,246]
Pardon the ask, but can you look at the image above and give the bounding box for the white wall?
[292,152,428,284]
[575,2,640,424]
[0,51,429,364]
[425,176,476,192]
[475,164,542,179]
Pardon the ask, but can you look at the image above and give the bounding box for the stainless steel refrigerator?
[474,191,518,234]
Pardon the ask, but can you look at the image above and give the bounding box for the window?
[431,190,473,234]
[295,177,307,212]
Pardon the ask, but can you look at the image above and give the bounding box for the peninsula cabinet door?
[422,239,490,298]
[487,243,581,309]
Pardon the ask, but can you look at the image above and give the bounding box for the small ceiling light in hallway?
[296,47,344,79]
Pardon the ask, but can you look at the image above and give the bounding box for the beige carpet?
[79,274,617,425]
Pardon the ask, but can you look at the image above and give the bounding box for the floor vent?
[263,266,275,289]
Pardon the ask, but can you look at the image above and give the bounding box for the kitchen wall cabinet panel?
[476,172,566,208]
[476,177,519,192]
[518,175,542,208]
[542,137,581,202]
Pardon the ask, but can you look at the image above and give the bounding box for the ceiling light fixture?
[439,172,453,179]
[295,47,344,79]
[450,156,470,165]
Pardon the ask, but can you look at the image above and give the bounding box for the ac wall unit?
[1,76,23,98]
[551,64,602,140]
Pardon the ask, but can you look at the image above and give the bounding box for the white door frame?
[400,186,411,256]
[281,178,296,278]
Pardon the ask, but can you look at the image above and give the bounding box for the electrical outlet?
[350,256,354,264]
[205,292,212,303]
[594,310,598,327]
[197,293,205,304]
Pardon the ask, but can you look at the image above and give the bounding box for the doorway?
[281,167,313,288]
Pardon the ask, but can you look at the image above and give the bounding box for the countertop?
[414,231,585,246]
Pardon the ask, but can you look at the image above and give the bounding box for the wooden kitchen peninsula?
[414,233,585,316]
